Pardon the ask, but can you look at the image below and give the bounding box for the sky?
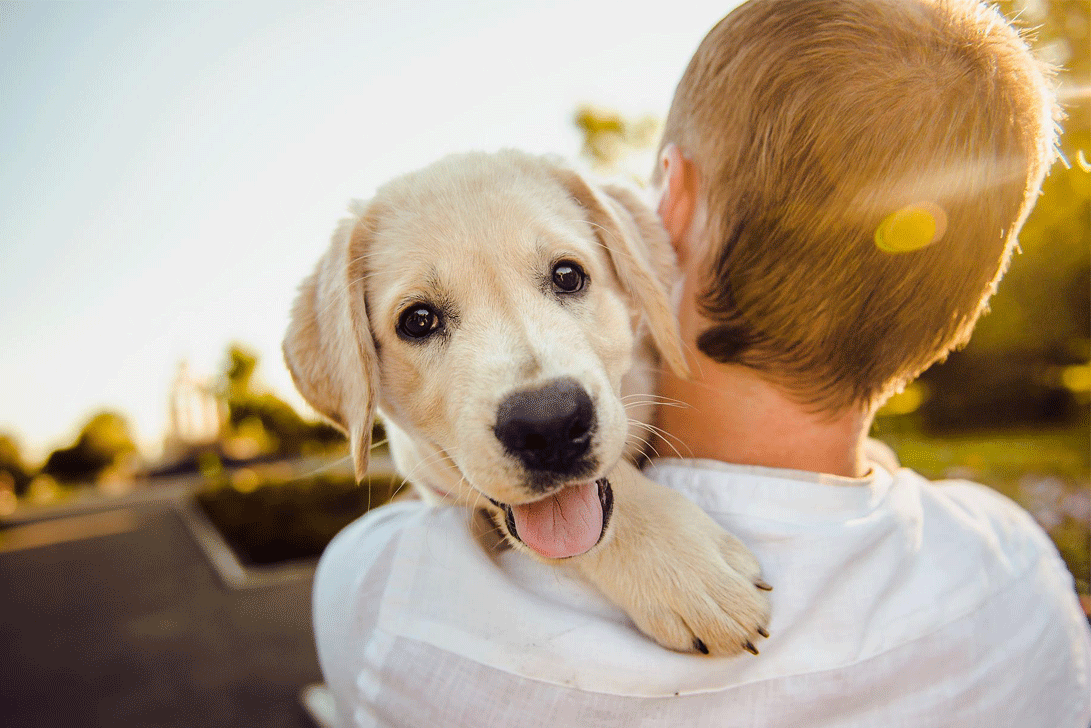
[0,0,741,459]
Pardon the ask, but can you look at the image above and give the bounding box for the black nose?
[494,378,595,474]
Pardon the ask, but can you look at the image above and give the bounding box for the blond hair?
[658,0,1058,410]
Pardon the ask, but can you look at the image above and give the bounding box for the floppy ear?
[554,167,690,378]
[283,201,381,482]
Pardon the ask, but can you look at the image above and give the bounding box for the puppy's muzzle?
[493,377,596,478]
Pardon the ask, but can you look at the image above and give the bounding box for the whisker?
[292,454,352,480]
[620,392,678,401]
[461,474,482,523]
[645,422,691,460]
[629,419,691,459]
[626,431,667,460]
[345,271,384,289]
[620,393,690,408]
[386,478,408,502]
[587,234,642,268]
[462,482,513,556]
[345,251,383,267]
[556,216,636,264]
[311,268,388,319]
[623,399,689,411]
[393,447,456,497]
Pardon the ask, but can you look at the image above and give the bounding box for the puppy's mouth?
[487,478,613,560]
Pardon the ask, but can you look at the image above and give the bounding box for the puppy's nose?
[494,377,595,473]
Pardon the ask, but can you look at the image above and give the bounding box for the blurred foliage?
[195,468,401,565]
[220,344,347,460]
[575,105,660,175]
[0,432,32,497]
[40,411,138,485]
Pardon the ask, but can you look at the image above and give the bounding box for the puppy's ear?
[555,168,690,378]
[283,201,382,481]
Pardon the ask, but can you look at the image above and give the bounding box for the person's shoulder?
[322,499,417,561]
[888,469,1089,706]
[317,499,474,583]
[892,468,1081,620]
[905,470,1058,559]
[311,500,485,666]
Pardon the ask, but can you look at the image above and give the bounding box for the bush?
[0,433,32,497]
[195,470,403,566]
[41,411,137,484]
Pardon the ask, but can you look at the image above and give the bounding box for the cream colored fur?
[284,150,770,655]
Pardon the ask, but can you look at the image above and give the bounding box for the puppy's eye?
[398,305,441,339]
[552,261,586,294]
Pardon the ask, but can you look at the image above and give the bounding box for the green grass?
[876,426,1088,486]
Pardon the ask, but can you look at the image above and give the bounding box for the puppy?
[284,150,770,655]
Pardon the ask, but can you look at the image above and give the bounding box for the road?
[0,471,347,727]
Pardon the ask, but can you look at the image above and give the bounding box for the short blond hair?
[658,0,1058,410]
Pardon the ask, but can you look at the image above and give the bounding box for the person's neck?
[648,157,872,478]
[651,358,874,479]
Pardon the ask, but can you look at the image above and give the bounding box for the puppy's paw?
[623,526,772,657]
[573,462,771,657]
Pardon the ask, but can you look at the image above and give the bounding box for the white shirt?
[312,458,1091,728]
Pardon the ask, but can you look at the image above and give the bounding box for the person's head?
[653,0,1058,413]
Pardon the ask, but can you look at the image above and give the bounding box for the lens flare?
[875,203,946,254]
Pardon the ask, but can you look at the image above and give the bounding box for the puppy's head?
[284,151,686,555]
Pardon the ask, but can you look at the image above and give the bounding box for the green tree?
[220,344,345,458]
[0,432,32,496]
[574,105,659,174]
[41,411,137,484]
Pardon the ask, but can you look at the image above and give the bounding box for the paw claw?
[757,626,769,638]
[694,638,709,655]
[743,640,759,655]
[755,579,773,591]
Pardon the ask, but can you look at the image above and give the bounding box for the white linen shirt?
[312,459,1091,728]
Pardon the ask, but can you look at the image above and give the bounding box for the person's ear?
[654,143,699,263]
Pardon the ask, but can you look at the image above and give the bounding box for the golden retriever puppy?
[284,150,770,655]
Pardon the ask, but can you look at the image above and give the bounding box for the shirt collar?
[644,457,895,524]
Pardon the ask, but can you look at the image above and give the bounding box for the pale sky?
[0,0,740,459]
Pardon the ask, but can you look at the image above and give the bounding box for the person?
[310,1,1091,726]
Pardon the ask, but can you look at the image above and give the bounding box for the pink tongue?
[510,482,603,559]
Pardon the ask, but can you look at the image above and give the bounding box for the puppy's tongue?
[510,481,602,559]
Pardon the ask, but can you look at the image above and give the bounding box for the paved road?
[1,502,323,728]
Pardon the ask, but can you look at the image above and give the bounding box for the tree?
[574,105,659,175]
[41,411,138,484]
[220,343,346,458]
[0,432,32,496]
